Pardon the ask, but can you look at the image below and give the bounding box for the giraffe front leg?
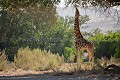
[76,50,80,63]
[76,50,82,69]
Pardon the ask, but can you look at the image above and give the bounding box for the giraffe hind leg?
[87,49,94,63]
[86,49,90,62]
[89,55,92,62]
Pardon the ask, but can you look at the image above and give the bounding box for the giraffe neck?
[74,17,83,40]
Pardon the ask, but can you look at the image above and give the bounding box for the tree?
[39,16,74,54]
[65,0,120,8]
[0,0,94,61]
[0,1,58,60]
[89,30,120,58]
[0,0,60,9]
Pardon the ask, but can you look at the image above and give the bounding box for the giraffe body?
[74,8,94,63]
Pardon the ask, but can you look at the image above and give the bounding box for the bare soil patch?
[0,63,120,80]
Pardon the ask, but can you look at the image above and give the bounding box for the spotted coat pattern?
[74,8,94,62]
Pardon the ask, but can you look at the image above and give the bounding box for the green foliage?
[64,47,76,62]
[14,47,64,71]
[0,0,60,9]
[114,31,120,58]
[89,30,120,58]
[0,3,58,60]
[45,16,74,54]
[0,0,90,61]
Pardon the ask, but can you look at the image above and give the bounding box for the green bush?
[64,47,76,62]
[114,32,120,58]
[89,30,120,58]
[14,47,64,71]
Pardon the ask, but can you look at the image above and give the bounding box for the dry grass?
[14,47,64,71]
[59,57,120,76]
[0,49,120,77]
[0,51,8,71]
[0,47,64,71]
[98,57,120,68]
[68,53,75,63]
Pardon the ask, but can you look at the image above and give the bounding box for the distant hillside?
[56,6,120,33]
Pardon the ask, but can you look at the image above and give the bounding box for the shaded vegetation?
[0,0,60,9]
[0,3,90,60]
[88,30,120,58]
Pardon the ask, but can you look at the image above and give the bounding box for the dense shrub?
[14,47,64,71]
[89,30,120,58]
[64,47,76,62]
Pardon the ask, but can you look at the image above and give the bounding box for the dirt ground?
[0,70,120,80]
[0,63,120,80]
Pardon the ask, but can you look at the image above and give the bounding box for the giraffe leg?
[91,49,95,63]
[76,50,82,68]
[89,55,92,62]
[76,50,80,63]
[87,49,94,63]
[86,49,91,62]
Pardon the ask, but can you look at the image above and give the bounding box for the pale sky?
[113,6,120,10]
[58,0,65,7]
[57,0,120,33]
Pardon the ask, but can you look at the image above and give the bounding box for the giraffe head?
[75,8,80,18]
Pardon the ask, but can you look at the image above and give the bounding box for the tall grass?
[14,47,64,71]
[0,51,7,71]
[98,57,120,68]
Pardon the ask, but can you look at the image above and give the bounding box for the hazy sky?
[58,0,65,7]
[57,0,120,19]
[57,0,120,33]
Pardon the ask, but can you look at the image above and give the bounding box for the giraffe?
[74,8,94,63]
